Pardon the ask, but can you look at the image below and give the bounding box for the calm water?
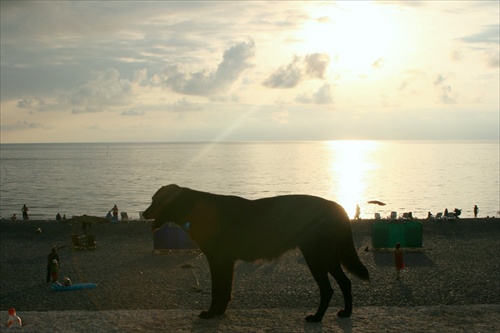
[0,141,498,221]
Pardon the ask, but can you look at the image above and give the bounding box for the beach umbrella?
[367,200,386,206]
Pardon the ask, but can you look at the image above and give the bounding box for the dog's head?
[143,184,184,230]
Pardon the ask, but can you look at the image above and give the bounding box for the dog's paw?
[198,311,215,319]
[305,314,322,323]
[337,309,352,318]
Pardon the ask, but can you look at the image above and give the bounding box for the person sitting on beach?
[7,308,22,328]
[11,214,17,221]
[62,276,72,286]
[394,242,404,280]
[56,213,62,221]
[444,208,449,217]
[112,205,119,220]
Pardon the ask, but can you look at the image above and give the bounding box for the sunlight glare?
[298,2,396,74]
[327,140,379,219]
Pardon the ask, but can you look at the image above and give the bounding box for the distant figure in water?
[394,242,404,280]
[22,204,29,220]
[354,204,361,220]
[474,205,479,218]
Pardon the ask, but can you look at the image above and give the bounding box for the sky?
[1,1,499,143]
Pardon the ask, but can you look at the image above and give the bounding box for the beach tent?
[372,221,423,248]
[153,223,197,250]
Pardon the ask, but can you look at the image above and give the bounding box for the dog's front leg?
[199,256,235,319]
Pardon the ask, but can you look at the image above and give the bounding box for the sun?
[297,2,398,73]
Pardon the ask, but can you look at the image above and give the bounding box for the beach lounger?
[434,212,443,220]
[390,211,397,220]
[374,213,381,219]
[121,212,129,221]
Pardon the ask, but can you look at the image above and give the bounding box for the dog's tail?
[339,227,370,281]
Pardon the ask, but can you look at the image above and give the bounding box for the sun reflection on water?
[325,140,380,218]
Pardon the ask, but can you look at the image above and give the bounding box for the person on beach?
[22,204,29,220]
[112,205,119,220]
[444,208,449,217]
[46,247,59,283]
[56,213,62,221]
[50,259,59,283]
[394,242,404,280]
[474,205,478,218]
[354,204,361,220]
[11,214,17,221]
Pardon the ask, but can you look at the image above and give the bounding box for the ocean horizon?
[1,140,499,221]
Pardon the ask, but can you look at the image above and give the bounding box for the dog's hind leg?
[199,256,235,319]
[329,262,353,318]
[301,248,333,323]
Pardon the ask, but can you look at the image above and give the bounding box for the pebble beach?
[0,218,499,332]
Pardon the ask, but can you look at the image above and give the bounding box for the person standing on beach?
[354,204,361,220]
[394,242,404,280]
[46,247,59,283]
[474,205,479,218]
[21,204,29,220]
[50,259,59,283]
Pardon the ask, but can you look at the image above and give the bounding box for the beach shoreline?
[1,218,499,332]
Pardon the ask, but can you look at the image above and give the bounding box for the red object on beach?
[367,200,386,206]
[7,308,22,328]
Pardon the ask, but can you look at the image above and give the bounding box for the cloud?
[263,53,330,88]
[295,83,333,104]
[71,106,104,114]
[0,121,46,131]
[460,25,499,68]
[460,25,499,44]
[160,40,255,96]
[70,68,133,107]
[167,98,203,112]
[121,108,145,116]
[16,98,33,108]
[371,58,385,69]
[439,85,457,104]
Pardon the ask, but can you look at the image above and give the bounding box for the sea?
[0,141,498,221]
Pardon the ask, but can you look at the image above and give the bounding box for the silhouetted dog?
[143,184,369,322]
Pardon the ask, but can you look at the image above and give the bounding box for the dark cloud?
[160,40,255,96]
[263,53,330,88]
